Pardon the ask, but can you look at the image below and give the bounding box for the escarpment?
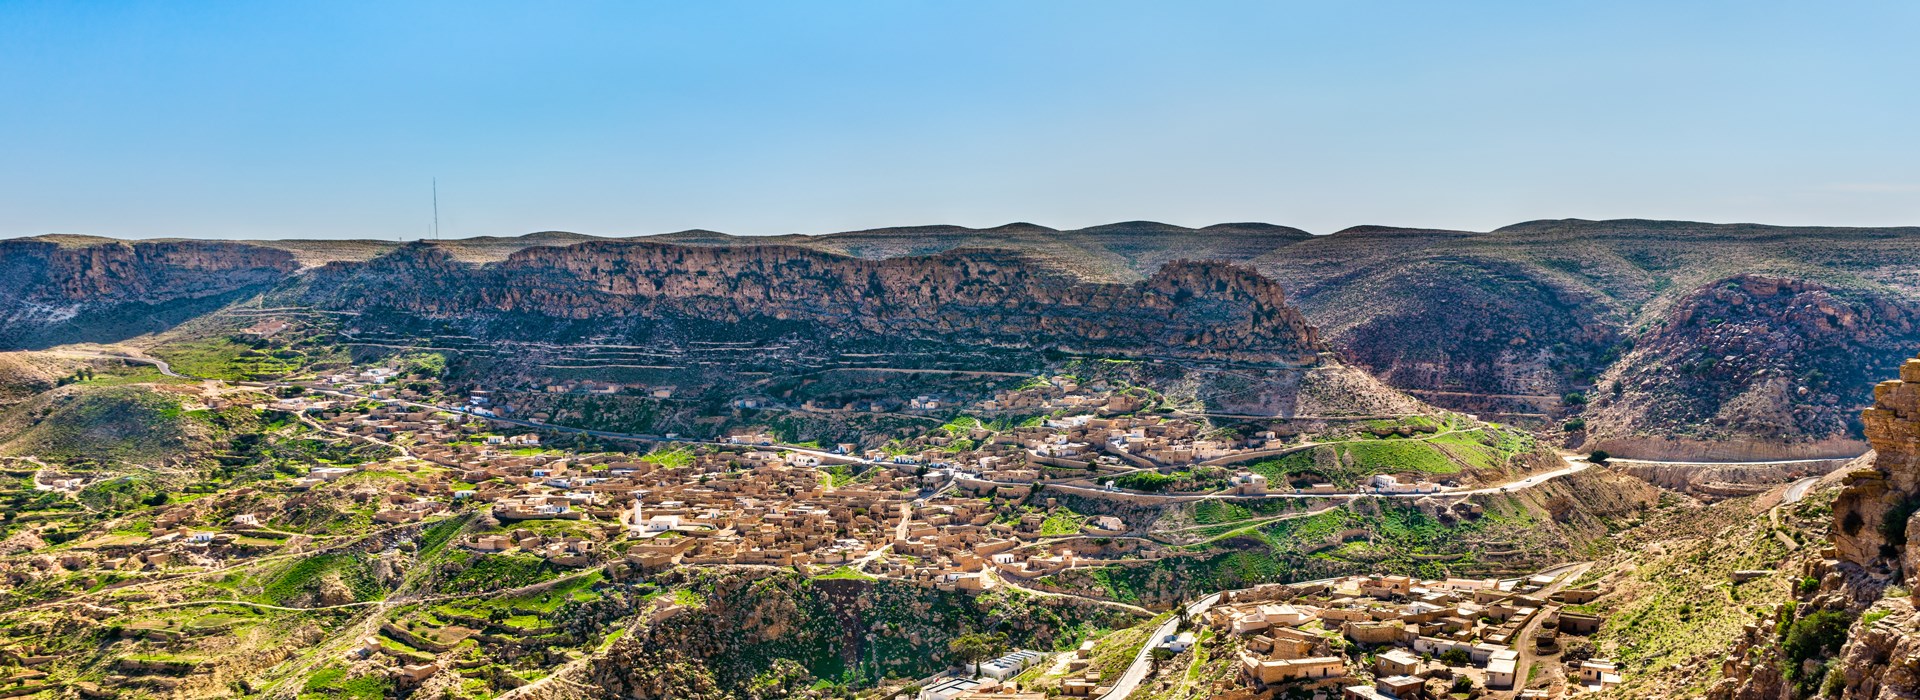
[0,238,299,348]
[294,241,1324,363]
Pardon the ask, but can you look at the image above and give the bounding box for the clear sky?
[2,1,1916,240]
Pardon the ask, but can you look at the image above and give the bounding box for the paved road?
[1783,476,1821,505]
[1607,455,1861,467]
[1098,592,1220,700]
[1031,455,1598,506]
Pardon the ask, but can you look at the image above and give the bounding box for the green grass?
[672,588,707,608]
[151,336,313,381]
[1341,441,1461,475]
[300,666,392,700]
[938,416,986,436]
[1111,471,1178,492]
[1039,510,1087,536]
[1,385,203,466]
[639,445,694,468]
[820,464,874,488]
[436,552,560,593]
[813,566,878,582]
[262,553,382,605]
[500,570,603,613]
[416,515,468,556]
[74,365,194,387]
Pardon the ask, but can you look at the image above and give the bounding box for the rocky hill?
[1252,220,1920,456]
[1583,276,1918,459]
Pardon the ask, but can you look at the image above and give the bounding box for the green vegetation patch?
[300,666,392,700]
[0,385,204,465]
[263,552,383,605]
[1039,510,1087,536]
[639,445,694,469]
[436,551,564,593]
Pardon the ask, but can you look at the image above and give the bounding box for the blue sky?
[2,1,1915,239]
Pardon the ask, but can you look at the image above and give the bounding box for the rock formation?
[294,241,1325,364]
[1832,359,1920,573]
[0,238,298,348]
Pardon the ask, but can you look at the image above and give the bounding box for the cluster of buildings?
[1197,571,1619,699]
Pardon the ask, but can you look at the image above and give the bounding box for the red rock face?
[0,239,299,347]
[2,239,298,303]
[301,241,1324,364]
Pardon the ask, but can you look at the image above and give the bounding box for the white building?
[970,649,1047,681]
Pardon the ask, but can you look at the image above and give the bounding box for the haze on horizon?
[2,0,1916,241]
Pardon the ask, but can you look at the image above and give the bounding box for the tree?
[1586,450,1610,465]
[1150,646,1175,671]
[1438,648,1471,666]
[948,632,1007,676]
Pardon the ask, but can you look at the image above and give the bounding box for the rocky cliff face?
[294,240,1324,363]
[0,238,298,348]
[1831,359,1920,574]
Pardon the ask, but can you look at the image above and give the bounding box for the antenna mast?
[432,178,440,240]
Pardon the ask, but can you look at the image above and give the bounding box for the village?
[0,355,1604,700]
[905,566,1622,700]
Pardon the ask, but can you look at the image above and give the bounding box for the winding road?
[1097,592,1220,700]
[1782,476,1822,505]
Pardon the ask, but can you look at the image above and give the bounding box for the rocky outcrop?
[295,241,1324,364]
[0,238,298,348]
[1831,359,1920,572]
[581,567,1132,700]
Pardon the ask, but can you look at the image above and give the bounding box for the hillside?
[0,384,211,466]
[9,218,1920,454]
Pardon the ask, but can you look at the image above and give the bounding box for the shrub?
[1111,472,1178,493]
[1882,497,1920,548]
[1781,610,1855,679]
